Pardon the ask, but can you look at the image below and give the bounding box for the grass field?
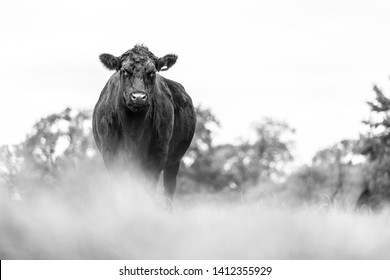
[1,173,390,260]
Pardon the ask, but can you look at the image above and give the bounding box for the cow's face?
[99,45,177,113]
[118,55,156,113]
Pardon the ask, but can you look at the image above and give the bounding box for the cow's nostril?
[130,92,148,103]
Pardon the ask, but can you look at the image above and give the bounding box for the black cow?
[93,45,196,203]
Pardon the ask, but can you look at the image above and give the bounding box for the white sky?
[1,0,390,164]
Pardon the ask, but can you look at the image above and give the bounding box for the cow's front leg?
[162,161,180,213]
[143,155,167,188]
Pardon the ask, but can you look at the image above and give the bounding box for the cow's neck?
[118,107,152,159]
[119,108,150,138]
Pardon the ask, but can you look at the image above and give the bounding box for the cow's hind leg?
[163,161,180,210]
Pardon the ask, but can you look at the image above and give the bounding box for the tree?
[312,139,361,200]
[356,84,390,207]
[213,118,295,189]
[0,108,100,197]
[283,139,366,205]
[248,118,295,181]
[180,110,296,192]
[180,105,223,191]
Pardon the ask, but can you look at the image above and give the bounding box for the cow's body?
[92,45,196,201]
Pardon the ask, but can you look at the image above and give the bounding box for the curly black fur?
[100,44,178,72]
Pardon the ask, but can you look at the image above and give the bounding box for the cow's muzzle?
[126,91,149,112]
[130,92,148,104]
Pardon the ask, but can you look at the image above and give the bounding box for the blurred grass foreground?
[1,171,390,259]
[2,82,390,259]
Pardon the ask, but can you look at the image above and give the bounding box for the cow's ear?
[156,54,177,71]
[99,53,121,71]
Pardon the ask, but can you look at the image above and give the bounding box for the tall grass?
[1,167,390,260]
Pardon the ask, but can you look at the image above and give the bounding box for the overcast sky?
[1,0,390,164]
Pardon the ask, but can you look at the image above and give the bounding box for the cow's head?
[99,45,177,113]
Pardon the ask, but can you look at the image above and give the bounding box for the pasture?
[1,170,390,260]
[2,0,390,264]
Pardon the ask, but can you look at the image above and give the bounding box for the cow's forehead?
[121,53,156,70]
[122,45,156,61]
[119,45,157,70]
[121,55,154,70]
[123,53,149,63]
